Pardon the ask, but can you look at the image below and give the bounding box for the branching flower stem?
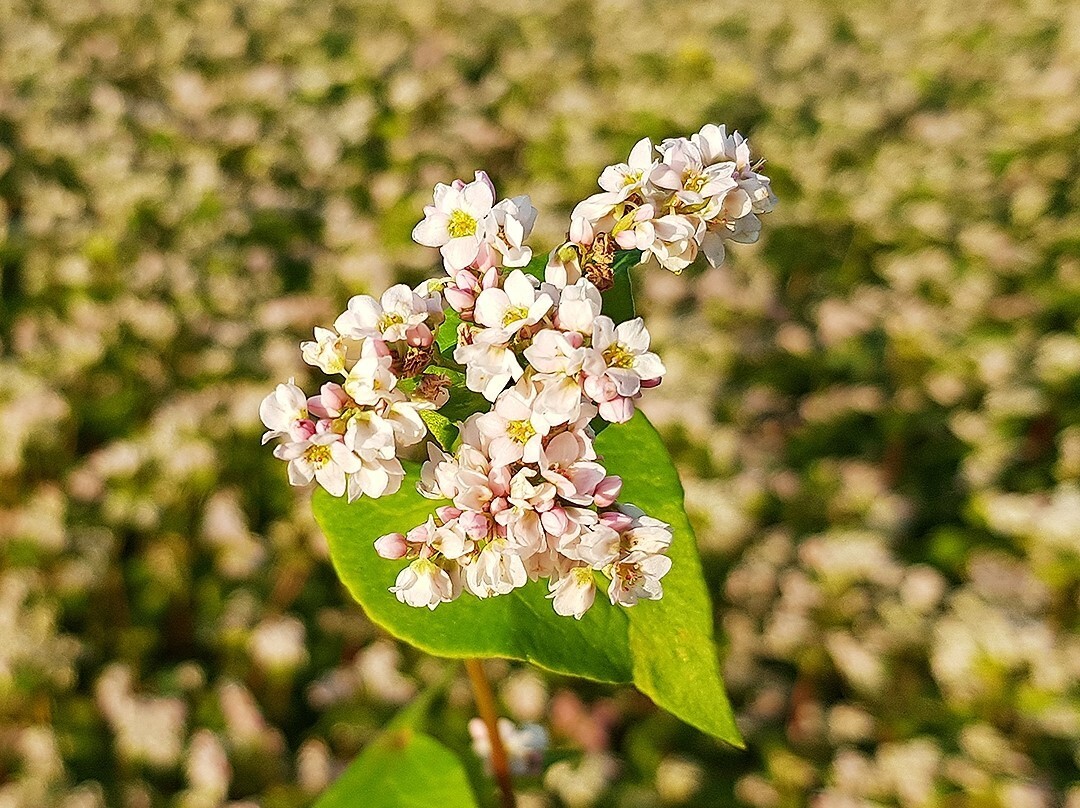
[464,659,516,808]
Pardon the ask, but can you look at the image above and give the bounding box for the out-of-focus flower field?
[1,0,1078,805]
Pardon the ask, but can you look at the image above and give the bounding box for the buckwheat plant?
[261,126,773,807]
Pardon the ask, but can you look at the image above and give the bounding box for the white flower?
[648,214,702,274]
[652,136,738,210]
[273,428,363,498]
[342,339,398,405]
[390,557,457,609]
[570,191,623,230]
[523,330,590,424]
[465,539,528,598]
[605,508,673,607]
[553,279,603,335]
[474,269,553,338]
[431,519,473,560]
[334,285,438,343]
[476,382,550,467]
[538,432,607,506]
[584,317,665,422]
[455,331,524,402]
[390,558,459,609]
[497,470,555,555]
[412,173,496,271]
[548,566,597,619]
[348,456,407,502]
[608,552,672,607]
[259,380,309,442]
[485,195,538,267]
[598,137,657,201]
[692,124,776,214]
[300,327,358,375]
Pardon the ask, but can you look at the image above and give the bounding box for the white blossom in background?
[468,717,548,776]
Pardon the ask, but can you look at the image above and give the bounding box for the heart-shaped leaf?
[313,412,741,745]
[313,728,478,808]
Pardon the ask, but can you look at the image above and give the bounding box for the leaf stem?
[464,658,516,808]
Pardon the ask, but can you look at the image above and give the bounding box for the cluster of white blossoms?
[549,124,775,278]
[261,125,774,617]
[259,284,445,501]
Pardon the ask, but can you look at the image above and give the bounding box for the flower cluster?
[262,129,770,616]
[377,405,673,618]
[259,284,445,501]
[548,124,775,280]
[412,170,538,274]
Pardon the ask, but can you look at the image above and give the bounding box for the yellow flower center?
[378,312,404,332]
[305,444,332,467]
[506,419,536,444]
[502,305,530,327]
[683,170,707,193]
[447,209,478,238]
[603,343,635,369]
[572,566,595,585]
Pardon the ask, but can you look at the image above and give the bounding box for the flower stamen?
[447,209,478,238]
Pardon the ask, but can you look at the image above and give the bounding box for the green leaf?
[313,412,742,745]
[419,409,458,451]
[313,727,478,808]
[605,249,640,324]
[314,479,633,681]
[434,369,488,424]
[520,251,549,282]
[603,412,742,746]
[436,309,463,354]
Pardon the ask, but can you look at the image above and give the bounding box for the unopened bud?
[374,533,409,560]
[593,476,622,508]
[599,511,633,534]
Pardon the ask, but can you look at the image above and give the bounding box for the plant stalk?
[464,658,516,808]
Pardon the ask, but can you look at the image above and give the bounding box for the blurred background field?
[2,0,1079,806]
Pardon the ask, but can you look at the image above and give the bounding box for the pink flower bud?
[407,523,432,544]
[323,382,350,410]
[374,533,408,560]
[473,241,499,271]
[444,286,475,313]
[541,506,569,536]
[406,323,434,348]
[290,419,317,440]
[436,506,462,523]
[569,216,594,246]
[599,395,634,424]
[490,496,510,515]
[593,476,622,508]
[600,511,633,534]
[460,510,490,540]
